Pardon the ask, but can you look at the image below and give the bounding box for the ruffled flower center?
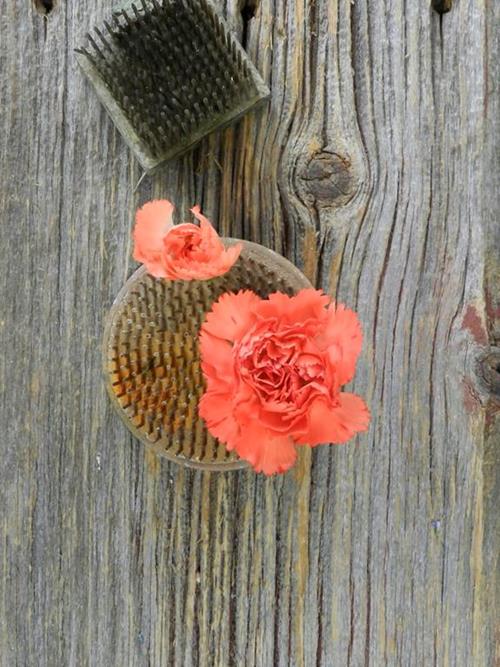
[164,226,204,259]
[236,326,333,412]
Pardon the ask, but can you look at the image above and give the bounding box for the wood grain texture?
[0,0,498,665]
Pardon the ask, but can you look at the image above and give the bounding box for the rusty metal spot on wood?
[462,305,488,345]
[299,151,357,208]
[33,0,55,15]
[432,0,452,14]
[476,348,500,397]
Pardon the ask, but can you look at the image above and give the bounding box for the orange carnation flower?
[199,289,370,475]
[133,200,241,280]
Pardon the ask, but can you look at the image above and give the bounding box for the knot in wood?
[476,348,500,397]
[298,151,357,208]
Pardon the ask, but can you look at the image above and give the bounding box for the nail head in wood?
[33,0,56,15]
[432,0,452,15]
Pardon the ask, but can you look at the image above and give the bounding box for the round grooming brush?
[103,241,312,470]
[76,0,270,172]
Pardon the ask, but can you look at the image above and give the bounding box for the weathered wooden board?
[0,0,498,665]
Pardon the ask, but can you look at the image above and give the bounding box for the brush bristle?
[103,243,308,469]
[76,0,270,171]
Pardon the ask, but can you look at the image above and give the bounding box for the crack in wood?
[240,0,260,47]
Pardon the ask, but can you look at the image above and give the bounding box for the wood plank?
[0,0,497,664]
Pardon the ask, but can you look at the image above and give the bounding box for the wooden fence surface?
[0,0,498,664]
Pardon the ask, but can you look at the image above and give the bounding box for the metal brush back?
[76,0,270,172]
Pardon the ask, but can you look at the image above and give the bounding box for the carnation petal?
[133,200,174,257]
[199,391,239,448]
[191,205,218,234]
[296,393,370,445]
[234,421,297,475]
[190,205,225,252]
[220,243,242,268]
[254,288,330,324]
[193,211,242,274]
[164,222,200,239]
[151,206,240,280]
[325,304,363,385]
[202,291,260,342]
[137,256,168,279]
[199,331,235,388]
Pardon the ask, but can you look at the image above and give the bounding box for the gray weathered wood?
[0,0,498,665]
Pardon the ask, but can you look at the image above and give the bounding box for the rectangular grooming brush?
[76,0,270,172]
